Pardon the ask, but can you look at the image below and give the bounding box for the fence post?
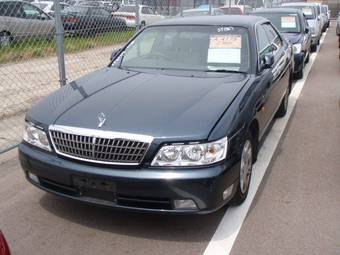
[135,0,140,32]
[54,0,67,86]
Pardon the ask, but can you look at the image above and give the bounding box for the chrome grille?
[49,126,152,165]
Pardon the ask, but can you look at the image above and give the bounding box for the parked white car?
[113,5,164,28]
[282,3,322,52]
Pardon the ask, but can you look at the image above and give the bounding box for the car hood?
[28,68,249,141]
[282,32,304,44]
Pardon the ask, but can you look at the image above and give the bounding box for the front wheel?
[231,132,253,205]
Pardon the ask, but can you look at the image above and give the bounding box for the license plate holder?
[72,176,116,193]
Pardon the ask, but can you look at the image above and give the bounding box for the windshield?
[257,13,301,33]
[119,26,250,73]
[182,10,210,17]
[288,6,316,19]
[118,6,135,13]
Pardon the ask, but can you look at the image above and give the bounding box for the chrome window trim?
[49,124,153,166]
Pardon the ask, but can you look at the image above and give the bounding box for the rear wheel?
[310,44,317,53]
[231,132,253,205]
[0,32,11,48]
[294,60,304,80]
[276,86,289,118]
[305,52,310,63]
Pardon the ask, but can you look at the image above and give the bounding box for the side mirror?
[110,49,120,61]
[260,53,274,70]
[305,27,309,34]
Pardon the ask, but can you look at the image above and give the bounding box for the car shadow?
[39,193,228,243]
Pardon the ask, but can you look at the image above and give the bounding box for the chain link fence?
[0,0,267,154]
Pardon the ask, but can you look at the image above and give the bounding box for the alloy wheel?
[240,140,253,194]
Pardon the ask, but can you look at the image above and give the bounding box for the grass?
[0,29,135,64]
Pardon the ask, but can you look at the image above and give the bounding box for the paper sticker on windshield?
[208,35,241,64]
[281,16,296,28]
[302,7,313,15]
[208,49,241,64]
[209,34,242,49]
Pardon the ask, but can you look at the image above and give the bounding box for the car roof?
[183,7,220,12]
[251,7,304,15]
[152,15,266,28]
[282,2,319,6]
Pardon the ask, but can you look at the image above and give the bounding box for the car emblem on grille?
[97,112,106,128]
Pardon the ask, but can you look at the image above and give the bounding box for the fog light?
[28,172,39,183]
[223,184,234,200]
[173,199,197,210]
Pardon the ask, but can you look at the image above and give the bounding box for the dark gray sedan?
[19,16,293,214]
[251,8,311,79]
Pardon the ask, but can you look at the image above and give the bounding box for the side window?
[148,8,155,14]
[256,25,270,54]
[141,7,149,14]
[264,24,282,51]
[99,8,111,17]
[22,3,47,19]
[2,2,22,17]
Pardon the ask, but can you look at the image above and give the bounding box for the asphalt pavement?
[0,23,339,255]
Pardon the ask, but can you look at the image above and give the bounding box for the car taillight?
[63,17,80,23]
[0,231,10,255]
[125,15,135,20]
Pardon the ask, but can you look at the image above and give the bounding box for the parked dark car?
[19,16,293,214]
[61,5,126,35]
[251,8,311,79]
[0,231,10,255]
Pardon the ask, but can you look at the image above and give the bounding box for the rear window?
[288,6,316,19]
[182,10,209,17]
[118,6,135,13]
[255,13,301,33]
[220,7,242,15]
[62,6,88,15]
[32,3,48,9]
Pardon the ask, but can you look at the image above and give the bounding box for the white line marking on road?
[204,32,327,255]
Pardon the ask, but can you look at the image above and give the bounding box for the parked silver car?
[0,0,55,47]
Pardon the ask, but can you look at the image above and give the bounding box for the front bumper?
[19,143,240,214]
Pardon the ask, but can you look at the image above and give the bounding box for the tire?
[0,31,11,48]
[310,44,317,53]
[231,132,254,205]
[305,52,310,63]
[275,86,289,118]
[140,21,146,28]
[294,60,304,80]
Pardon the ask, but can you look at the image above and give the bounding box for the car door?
[263,23,290,118]
[256,23,289,136]
[21,3,53,37]
[302,15,311,53]
[255,23,275,133]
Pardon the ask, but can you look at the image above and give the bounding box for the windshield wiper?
[205,69,247,74]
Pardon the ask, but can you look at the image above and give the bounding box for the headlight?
[293,43,302,54]
[23,122,51,151]
[151,137,228,167]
